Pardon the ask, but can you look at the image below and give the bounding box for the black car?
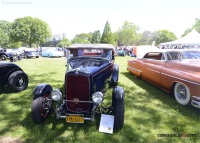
[0,48,9,61]
[0,62,28,92]
[31,44,125,130]
[24,48,39,58]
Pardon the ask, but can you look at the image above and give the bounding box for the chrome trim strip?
[161,72,200,86]
[127,66,142,73]
[146,68,161,74]
[64,100,93,103]
[192,96,200,101]
[191,100,200,108]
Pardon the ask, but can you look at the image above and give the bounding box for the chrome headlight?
[50,89,62,101]
[92,92,103,104]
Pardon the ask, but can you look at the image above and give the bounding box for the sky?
[0,0,199,40]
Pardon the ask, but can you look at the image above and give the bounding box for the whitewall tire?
[174,82,190,105]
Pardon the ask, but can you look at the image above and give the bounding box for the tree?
[192,18,200,33]
[71,33,92,44]
[100,21,113,44]
[182,18,200,37]
[0,20,12,47]
[117,21,140,46]
[152,30,177,45]
[91,30,101,43]
[10,16,52,48]
[182,28,192,37]
[57,38,71,47]
[140,30,155,45]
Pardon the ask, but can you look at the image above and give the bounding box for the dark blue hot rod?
[31,44,125,130]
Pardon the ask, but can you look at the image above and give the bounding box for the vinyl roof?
[66,44,115,50]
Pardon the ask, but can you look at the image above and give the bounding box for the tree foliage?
[71,33,92,44]
[117,21,140,46]
[91,30,101,43]
[139,30,155,45]
[0,20,12,47]
[100,21,113,44]
[182,18,200,37]
[192,18,200,33]
[57,38,71,47]
[10,16,52,47]
[152,30,177,45]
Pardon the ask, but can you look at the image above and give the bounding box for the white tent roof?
[161,30,200,45]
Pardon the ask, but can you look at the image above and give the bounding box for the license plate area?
[66,114,84,123]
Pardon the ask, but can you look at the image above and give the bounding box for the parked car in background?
[31,44,125,130]
[0,62,28,92]
[5,49,22,61]
[131,45,160,57]
[41,47,64,57]
[116,49,126,56]
[127,50,200,108]
[0,49,9,61]
[24,48,39,58]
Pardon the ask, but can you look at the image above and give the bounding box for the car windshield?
[167,51,200,60]
[182,51,200,59]
[68,49,112,60]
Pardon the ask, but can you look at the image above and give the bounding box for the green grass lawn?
[0,56,200,143]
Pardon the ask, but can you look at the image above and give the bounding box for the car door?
[141,53,166,86]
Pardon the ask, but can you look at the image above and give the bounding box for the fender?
[111,64,119,83]
[33,83,53,100]
[112,86,125,101]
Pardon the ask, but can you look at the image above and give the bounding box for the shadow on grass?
[0,61,200,142]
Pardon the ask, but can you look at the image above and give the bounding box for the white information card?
[99,114,114,134]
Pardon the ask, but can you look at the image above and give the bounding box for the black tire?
[0,55,7,60]
[113,99,124,130]
[18,56,22,60]
[36,56,39,58]
[112,87,124,130]
[8,71,28,92]
[32,96,51,123]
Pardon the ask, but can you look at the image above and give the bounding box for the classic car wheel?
[112,86,124,130]
[32,96,52,123]
[8,71,28,92]
[0,55,7,60]
[174,83,190,105]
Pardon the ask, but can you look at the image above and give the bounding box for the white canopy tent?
[161,30,200,48]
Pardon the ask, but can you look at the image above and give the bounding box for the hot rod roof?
[66,44,115,50]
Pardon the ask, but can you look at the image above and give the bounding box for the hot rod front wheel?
[31,96,52,123]
[174,82,191,105]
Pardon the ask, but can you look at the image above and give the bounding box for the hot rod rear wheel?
[8,71,28,92]
[31,96,51,123]
[174,82,190,105]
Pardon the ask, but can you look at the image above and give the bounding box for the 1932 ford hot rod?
[31,44,125,130]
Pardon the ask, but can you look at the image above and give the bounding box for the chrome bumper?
[191,96,200,108]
